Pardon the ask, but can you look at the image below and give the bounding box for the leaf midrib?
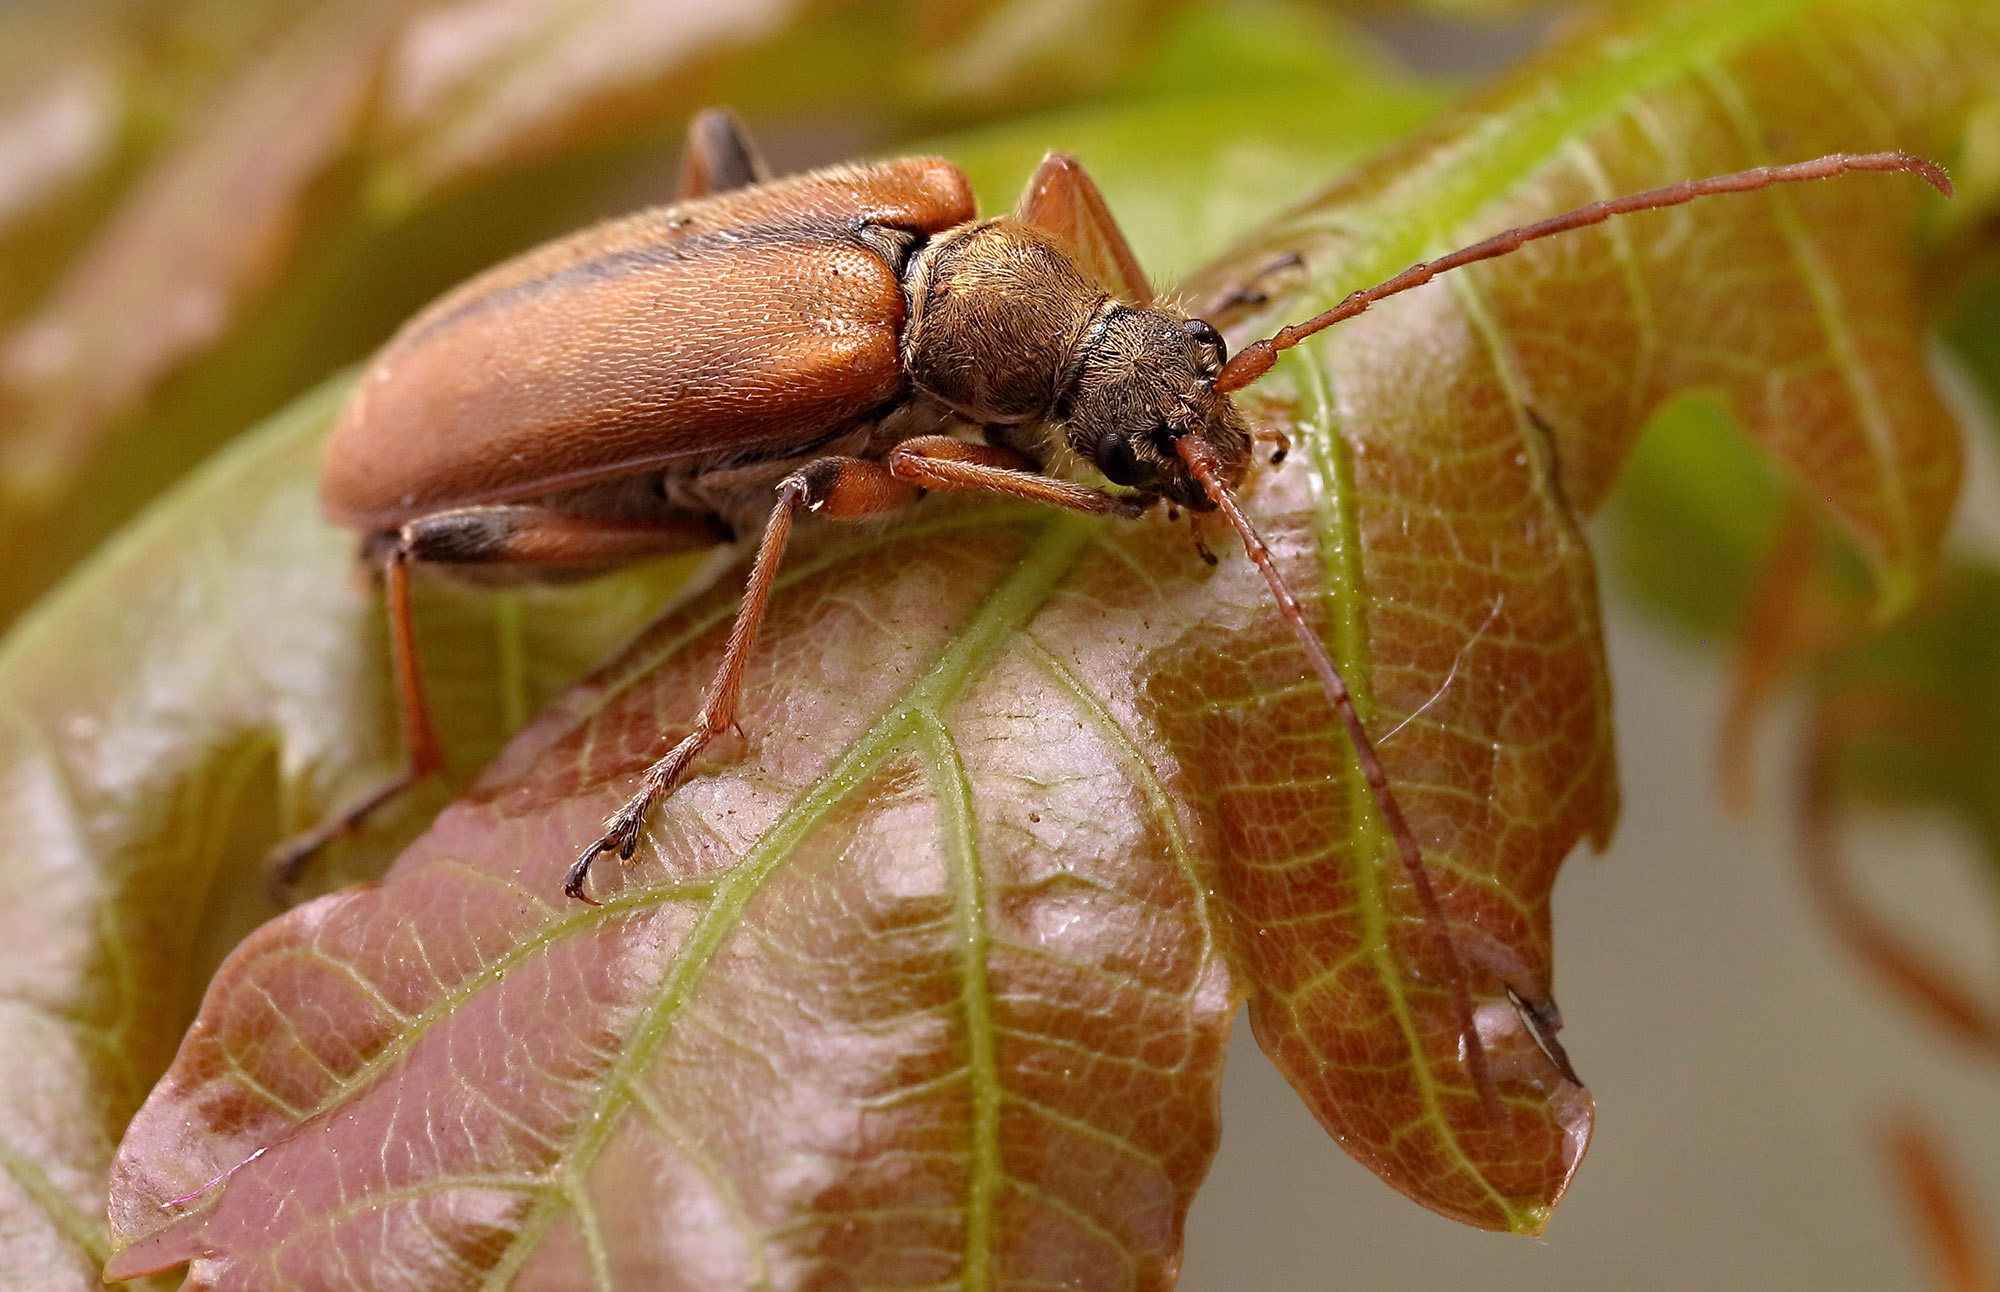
[476,514,1102,1289]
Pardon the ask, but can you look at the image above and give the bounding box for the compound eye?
[1093,433,1157,487]
[1183,317,1227,373]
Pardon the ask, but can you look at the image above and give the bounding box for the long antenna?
[1178,435,1496,1113]
[1214,151,1951,393]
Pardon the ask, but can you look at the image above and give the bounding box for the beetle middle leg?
[271,505,726,890]
[566,456,926,901]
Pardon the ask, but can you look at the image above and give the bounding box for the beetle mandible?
[301,107,1949,1096]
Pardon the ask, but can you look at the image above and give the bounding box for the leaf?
[0,3,400,509]
[91,0,1991,1284]
[1171,0,1987,1228]
[0,6,127,321]
[1880,1114,1999,1292]
[368,0,818,207]
[0,11,1436,1286]
[0,376,695,1287]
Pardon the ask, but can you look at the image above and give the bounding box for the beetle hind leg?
[676,107,769,199]
[273,505,729,895]
[267,537,444,891]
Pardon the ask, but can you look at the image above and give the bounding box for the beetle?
[298,106,1948,1099]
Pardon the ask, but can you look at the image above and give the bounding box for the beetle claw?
[563,842,609,905]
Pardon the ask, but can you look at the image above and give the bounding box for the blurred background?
[0,0,1995,1287]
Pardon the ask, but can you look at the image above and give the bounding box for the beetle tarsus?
[568,728,713,900]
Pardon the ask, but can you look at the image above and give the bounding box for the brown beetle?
[304,107,1948,1096]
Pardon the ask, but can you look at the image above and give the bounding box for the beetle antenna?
[1214,151,1951,393]
[1177,434,1497,1114]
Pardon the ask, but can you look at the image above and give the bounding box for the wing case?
[323,157,976,529]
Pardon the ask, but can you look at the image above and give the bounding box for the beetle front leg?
[886,435,1150,518]
[565,457,923,902]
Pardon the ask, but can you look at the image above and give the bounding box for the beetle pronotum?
[302,107,1949,1101]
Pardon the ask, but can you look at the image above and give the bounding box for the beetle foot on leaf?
[564,727,711,902]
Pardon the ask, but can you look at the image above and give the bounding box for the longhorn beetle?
[303,106,1949,1103]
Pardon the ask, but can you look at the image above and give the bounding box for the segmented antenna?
[1177,435,1496,1112]
[1215,151,1952,393]
[1187,148,1951,1112]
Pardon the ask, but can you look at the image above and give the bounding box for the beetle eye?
[1093,434,1157,487]
[1183,317,1227,372]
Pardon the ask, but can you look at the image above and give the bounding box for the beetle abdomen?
[323,158,976,529]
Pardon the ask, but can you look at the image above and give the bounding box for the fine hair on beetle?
[302,105,1953,1112]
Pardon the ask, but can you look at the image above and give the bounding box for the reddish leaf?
[1172,0,1987,1218]
[0,3,400,507]
[109,512,1246,1289]
[91,0,1996,1284]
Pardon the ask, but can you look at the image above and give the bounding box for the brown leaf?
[1881,1114,1999,1292]
[1797,688,2000,1062]
[1718,503,1876,813]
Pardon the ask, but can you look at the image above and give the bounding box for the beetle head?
[1061,308,1251,510]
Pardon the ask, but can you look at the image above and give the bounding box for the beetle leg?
[676,107,769,199]
[401,504,730,569]
[887,435,1149,518]
[267,538,445,889]
[566,457,923,902]
[1013,154,1153,307]
[272,506,727,893]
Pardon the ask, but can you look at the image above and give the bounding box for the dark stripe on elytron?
[400,217,914,351]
